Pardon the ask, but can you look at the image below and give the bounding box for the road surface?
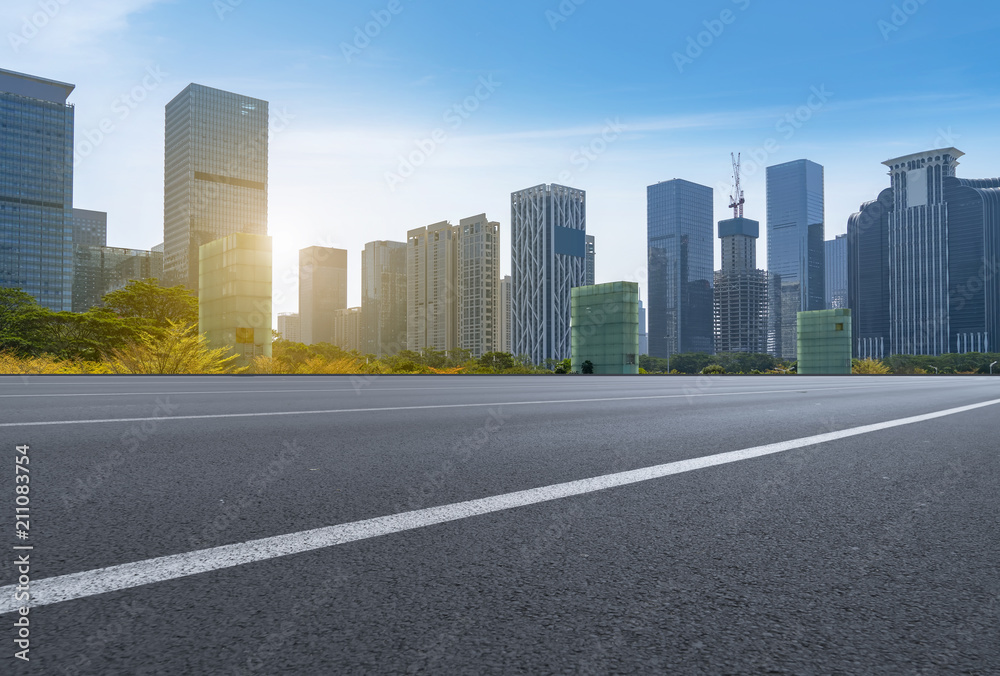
[1,375,998,674]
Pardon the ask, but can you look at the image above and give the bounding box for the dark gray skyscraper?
[510,184,587,364]
[847,189,893,359]
[647,179,714,357]
[0,68,75,311]
[766,159,825,359]
[850,148,999,357]
[164,84,268,291]
[71,209,107,248]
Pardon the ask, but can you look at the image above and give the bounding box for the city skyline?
[3,1,998,319]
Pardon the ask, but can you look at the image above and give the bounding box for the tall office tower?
[298,246,348,345]
[499,275,512,354]
[361,240,407,356]
[277,312,301,343]
[943,174,1000,353]
[647,179,714,357]
[825,234,848,309]
[766,159,825,359]
[333,307,363,352]
[713,216,768,354]
[847,189,893,359]
[0,69,75,311]
[163,84,268,291]
[878,148,1000,355]
[407,221,459,353]
[72,209,107,248]
[638,298,649,356]
[511,184,588,364]
[459,214,501,358]
[585,235,596,286]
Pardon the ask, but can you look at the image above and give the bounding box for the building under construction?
[714,155,770,354]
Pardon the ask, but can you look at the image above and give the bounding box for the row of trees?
[3,282,998,375]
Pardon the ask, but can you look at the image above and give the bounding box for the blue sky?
[3,0,999,312]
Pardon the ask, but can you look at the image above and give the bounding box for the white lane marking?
[2,396,998,613]
[0,384,920,427]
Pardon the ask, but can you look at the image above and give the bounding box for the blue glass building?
[766,160,825,359]
[847,188,893,359]
[647,179,714,357]
[850,148,999,356]
[943,176,1000,353]
[0,68,75,311]
[825,234,847,310]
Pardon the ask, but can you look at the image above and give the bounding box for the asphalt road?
[1,375,999,674]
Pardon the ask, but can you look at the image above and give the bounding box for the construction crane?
[729,152,745,218]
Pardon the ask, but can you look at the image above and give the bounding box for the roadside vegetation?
[2,284,998,375]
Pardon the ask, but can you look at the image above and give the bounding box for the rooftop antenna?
[729,152,745,218]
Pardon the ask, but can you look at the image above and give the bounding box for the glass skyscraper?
[766,159,826,359]
[71,208,107,248]
[847,188,893,359]
[945,176,1000,353]
[825,234,848,310]
[849,148,999,357]
[510,184,588,364]
[647,179,714,357]
[298,246,348,345]
[0,69,75,311]
[361,240,408,357]
[164,84,268,291]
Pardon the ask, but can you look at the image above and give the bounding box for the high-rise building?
[458,214,500,358]
[71,246,163,312]
[361,240,407,356]
[856,148,1000,356]
[847,189,893,359]
[0,69,75,311]
[638,298,648,356]
[198,233,272,365]
[825,234,848,309]
[299,246,348,345]
[71,209,107,248]
[499,275,512,354]
[277,312,301,343]
[407,221,459,353]
[943,175,1000,354]
[164,84,268,291]
[585,235,596,286]
[766,159,825,359]
[647,179,714,357]
[713,217,769,354]
[333,307,363,352]
[511,184,588,364]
